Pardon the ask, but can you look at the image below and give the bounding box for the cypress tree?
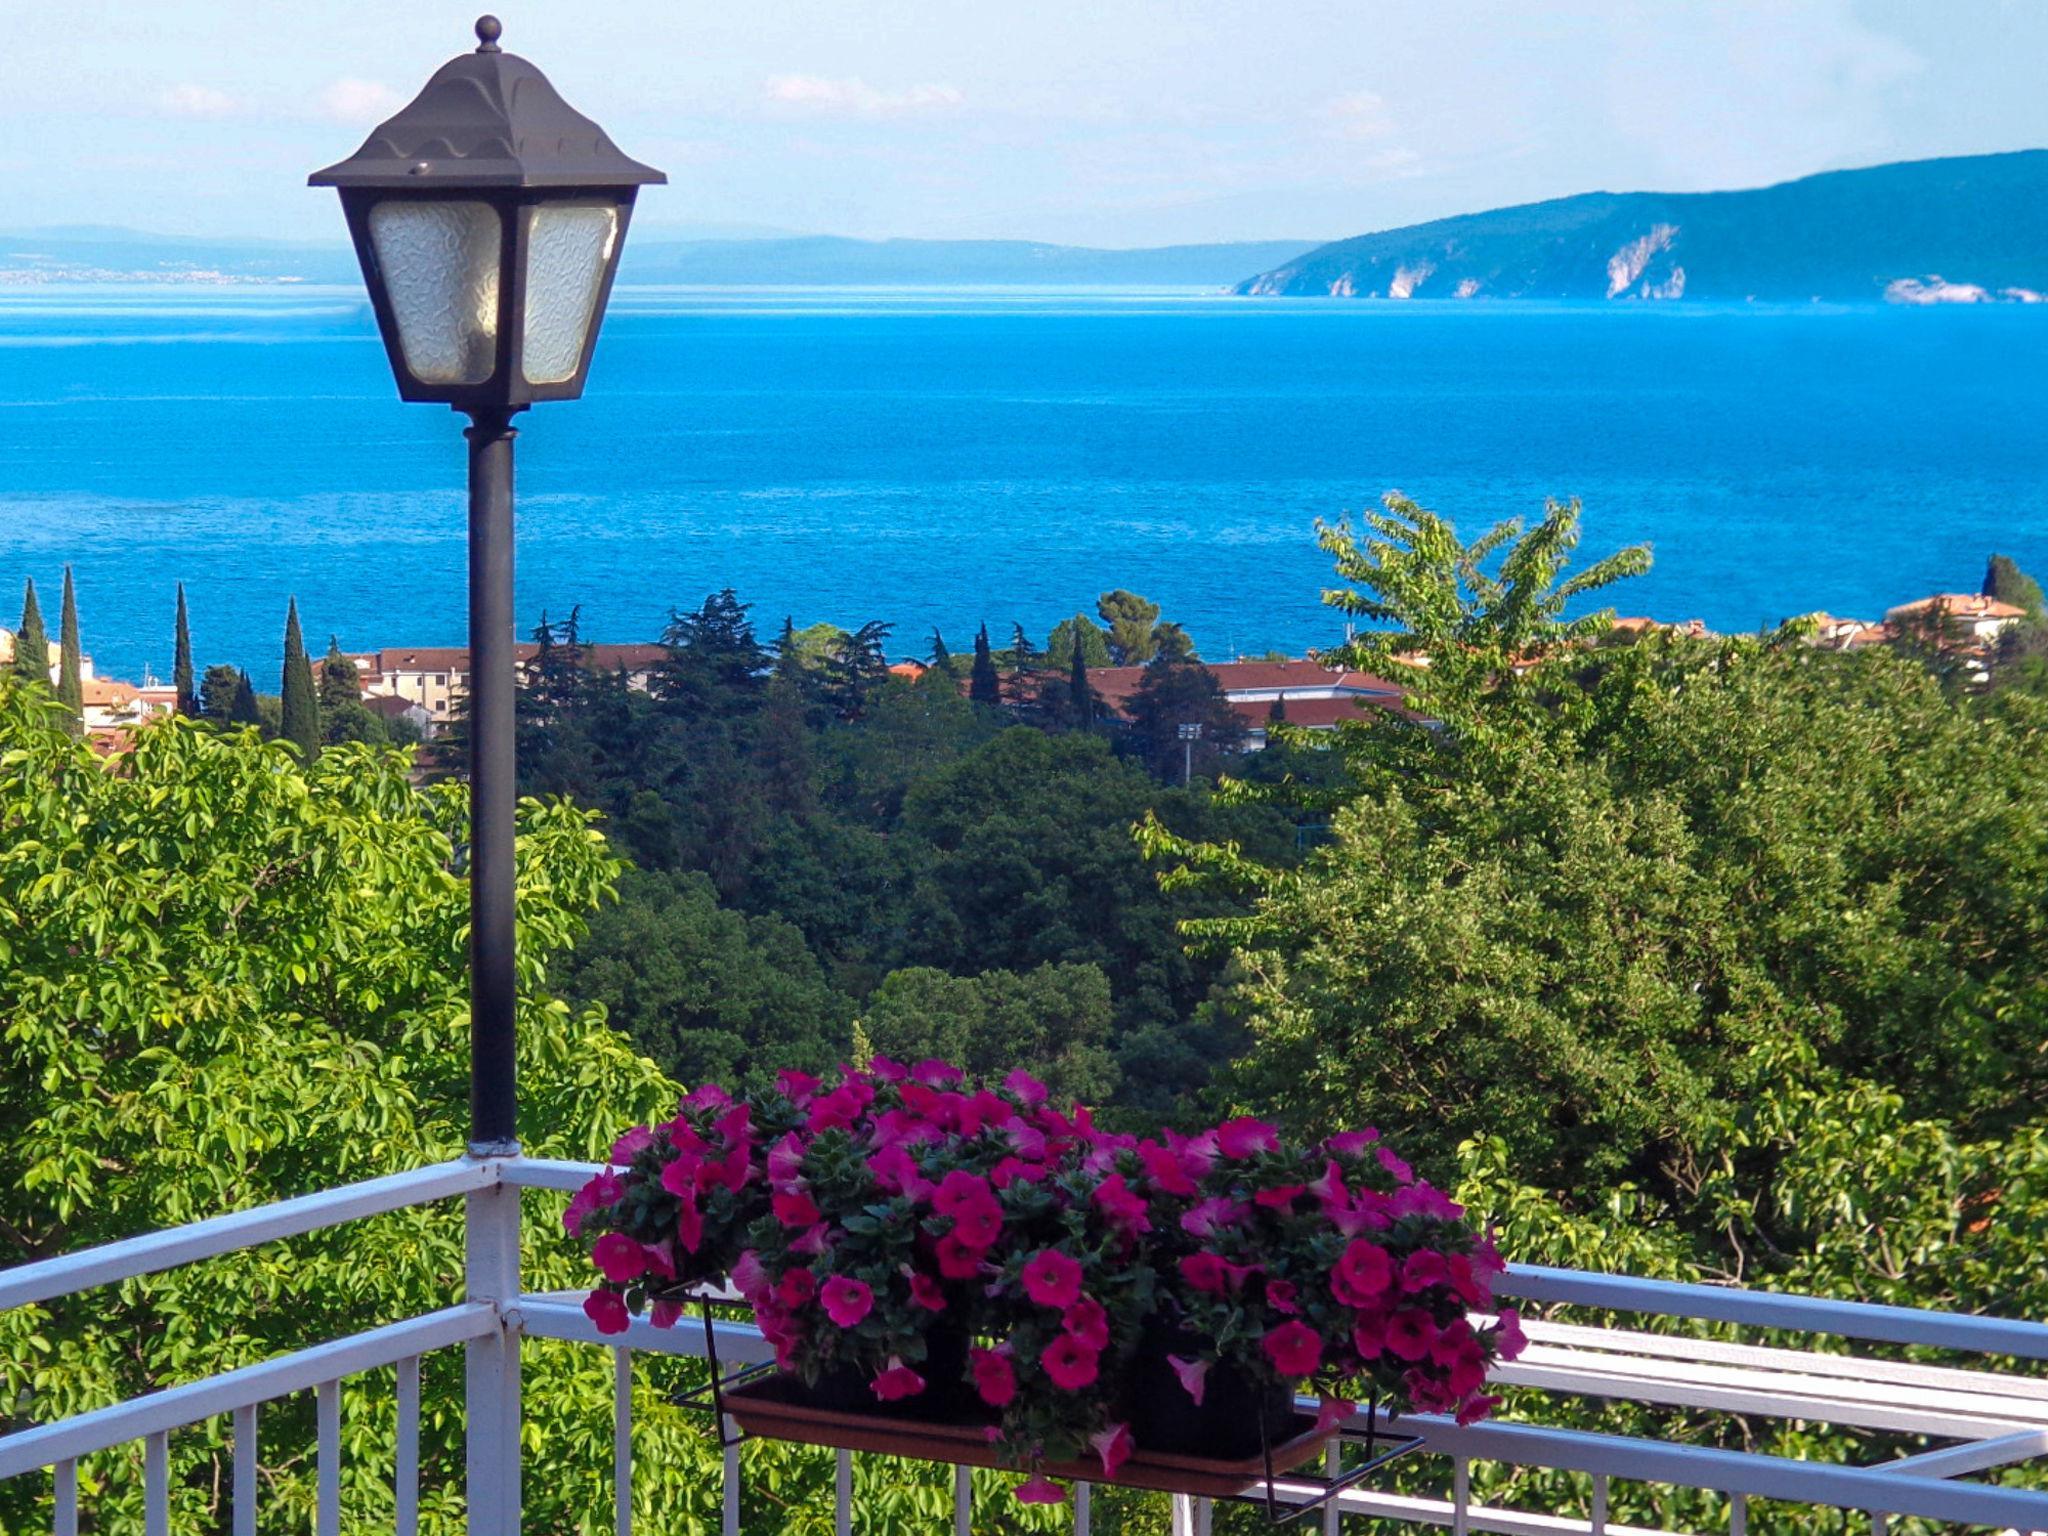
[279,598,320,760]
[57,566,83,730]
[174,584,197,715]
[969,623,1001,706]
[14,578,49,687]
[1068,638,1094,727]
[929,628,952,672]
[1984,553,2046,619]
[230,668,262,726]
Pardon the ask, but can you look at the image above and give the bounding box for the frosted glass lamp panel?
[521,203,619,384]
[367,200,502,385]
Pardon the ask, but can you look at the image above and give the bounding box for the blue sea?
[2,284,2045,684]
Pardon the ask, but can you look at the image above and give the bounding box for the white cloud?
[764,74,964,118]
[1322,90,1394,142]
[316,78,404,125]
[159,84,240,119]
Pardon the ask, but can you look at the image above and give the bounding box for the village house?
[1086,657,1408,749]
[345,643,669,733]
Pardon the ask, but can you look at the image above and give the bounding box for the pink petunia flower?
[868,1054,908,1082]
[1090,1422,1134,1480]
[908,1271,947,1312]
[773,1188,822,1228]
[1180,1197,1248,1239]
[933,1171,1002,1248]
[1457,1393,1504,1427]
[971,1346,1017,1407]
[820,1275,873,1327]
[1166,1353,1210,1405]
[1043,1333,1100,1391]
[659,1155,699,1199]
[1090,1173,1151,1234]
[1326,1128,1379,1156]
[609,1126,654,1165]
[1400,1250,1450,1294]
[776,1269,817,1308]
[1312,1398,1355,1436]
[870,1360,926,1401]
[1351,1312,1387,1360]
[1179,1252,1230,1295]
[562,1169,622,1238]
[1254,1183,1306,1211]
[1266,1279,1301,1314]
[788,1221,831,1257]
[912,1058,965,1087]
[731,1248,768,1301]
[767,1133,805,1186]
[1375,1144,1414,1183]
[1003,1067,1048,1106]
[583,1288,630,1336]
[1021,1249,1084,1308]
[1261,1320,1323,1378]
[649,1299,682,1329]
[674,1190,704,1255]
[1216,1117,1280,1159]
[682,1083,732,1110]
[1062,1297,1110,1351]
[935,1232,985,1279]
[1137,1139,1197,1196]
[1384,1309,1437,1362]
[775,1068,820,1104]
[1492,1306,1529,1359]
[591,1231,648,1284]
[1014,1474,1066,1505]
[1331,1240,1394,1307]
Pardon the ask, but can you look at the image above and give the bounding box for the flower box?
[572,1059,1526,1504]
[721,1373,1338,1500]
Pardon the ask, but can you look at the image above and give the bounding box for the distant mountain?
[1236,151,2048,304]
[618,236,1319,287]
[0,226,1319,289]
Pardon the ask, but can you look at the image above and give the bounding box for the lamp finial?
[474,15,503,52]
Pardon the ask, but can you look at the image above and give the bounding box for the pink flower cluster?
[574,1064,1524,1503]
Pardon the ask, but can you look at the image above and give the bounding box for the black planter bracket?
[1251,1397,1426,1525]
[670,1298,773,1449]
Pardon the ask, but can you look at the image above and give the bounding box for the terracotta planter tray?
[722,1373,1333,1498]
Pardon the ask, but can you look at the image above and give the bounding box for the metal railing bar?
[1591,1473,1608,1535]
[0,1304,495,1478]
[233,1402,257,1536]
[1730,1492,1746,1536]
[144,1430,168,1536]
[1454,1458,1471,1536]
[0,1160,499,1314]
[721,1414,740,1536]
[1880,1428,2048,1478]
[396,1357,419,1536]
[499,1158,604,1192]
[1259,1479,1682,1536]
[953,1463,971,1534]
[1499,1265,2048,1360]
[613,1347,631,1536]
[1519,1320,2048,1403]
[1406,1413,2048,1529]
[509,1295,772,1365]
[1490,1353,2046,1438]
[317,1379,340,1536]
[1074,1479,1091,1536]
[834,1449,851,1536]
[1323,1442,1341,1536]
[53,1458,76,1536]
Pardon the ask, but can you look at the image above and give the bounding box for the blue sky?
[6,0,2046,246]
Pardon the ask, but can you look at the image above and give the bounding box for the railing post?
[465,1175,522,1536]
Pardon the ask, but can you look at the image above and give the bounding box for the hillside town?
[0,584,2034,756]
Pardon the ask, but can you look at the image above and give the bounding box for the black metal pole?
[466,409,520,1154]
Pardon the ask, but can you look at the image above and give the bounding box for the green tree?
[863,963,1120,1106]
[1045,612,1111,670]
[927,627,953,673]
[1124,654,1242,781]
[658,589,767,720]
[560,867,851,1092]
[173,584,197,716]
[230,668,262,727]
[198,662,243,723]
[827,620,893,722]
[1097,588,1162,665]
[1984,552,2046,618]
[318,635,360,711]
[278,597,320,760]
[56,565,83,730]
[968,622,1001,706]
[0,679,738,1535]
[12,578,48,687]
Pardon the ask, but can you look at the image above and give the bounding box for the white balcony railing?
[5,1154,2047,1535]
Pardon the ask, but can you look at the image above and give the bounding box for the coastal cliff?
[1236,150,2048,303]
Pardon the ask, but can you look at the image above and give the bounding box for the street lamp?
[310,16,663,1157]
[1177,722,1204,785]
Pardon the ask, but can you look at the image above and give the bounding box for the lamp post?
[311,15,663,1158]
[1177,721,1203,785]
